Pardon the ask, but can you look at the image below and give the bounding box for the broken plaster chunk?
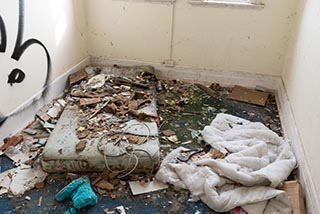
[95,180,114,191]
[23,128,37,135]
[0,166,48,196]
[43,122,55,129]
[36,105,51,122]
[87,74,106,89]
[129,180,168,196]
[115,206,126,214]
[4,146,30,165]
[167,135,179,144]
[47,103,62,118]
[57,98,67,107]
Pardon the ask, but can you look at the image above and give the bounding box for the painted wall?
[85,0,173,63]
[0,0,88,117]
[282,0,320,199]
[86,0,298,76]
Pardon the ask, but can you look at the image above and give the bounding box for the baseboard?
[92,57,280,90]
[0,56,91,142]
[93,56,319,213]
[276,79,320,214]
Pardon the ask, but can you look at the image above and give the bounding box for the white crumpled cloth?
[156,113,296,213]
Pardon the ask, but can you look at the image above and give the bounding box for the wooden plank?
[279,180,306,214]
[79,98,102,106]
[228,85,269,106]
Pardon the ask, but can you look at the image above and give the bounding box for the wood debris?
[0,135,23,151]
[75,140,87,153]
[69,70,88,85]
[79,98,102,106]
[162,129,176,137]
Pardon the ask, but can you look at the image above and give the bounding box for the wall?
[85,0,173,63]
[0,0,88,117]
[86,0,298,76]
[282,0,320,205]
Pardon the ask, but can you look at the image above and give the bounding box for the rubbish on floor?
[156,113,296,213]
[115,206,126,214]
[4,146,31,165]
[0,66,293,213]
[129,179,168,195]
[279,180,306,214]
[228,85,270,106]
[37,195,43,207]
[75,140,87,153]
[195,83,218,98]
[56,176,98,211]
[162,129,176,137]
[0,165,47,196]
[41,66,160,173]
[47,102,62,118]
[69,70,88,85]
[0,135,23,151]
[23,128,37,135]
[167,135,179,144]
[87,74,106,89]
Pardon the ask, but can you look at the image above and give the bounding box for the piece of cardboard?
[69,70,88,85]
[280,180,306,214]
[228,85,269,106]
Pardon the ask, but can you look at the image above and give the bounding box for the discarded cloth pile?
[156,113,297,214]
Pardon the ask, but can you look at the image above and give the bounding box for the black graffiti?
[8,68,25,85]
[0,0,52,127]
[0,16,7,52]
[0,0,51,86]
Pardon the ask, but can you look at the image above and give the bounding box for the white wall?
[86,0,173,63]
[86,0,298,76]
[283,0,320,204]
[0,0,88,116]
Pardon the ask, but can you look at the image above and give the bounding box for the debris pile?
[0,66,303,213]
